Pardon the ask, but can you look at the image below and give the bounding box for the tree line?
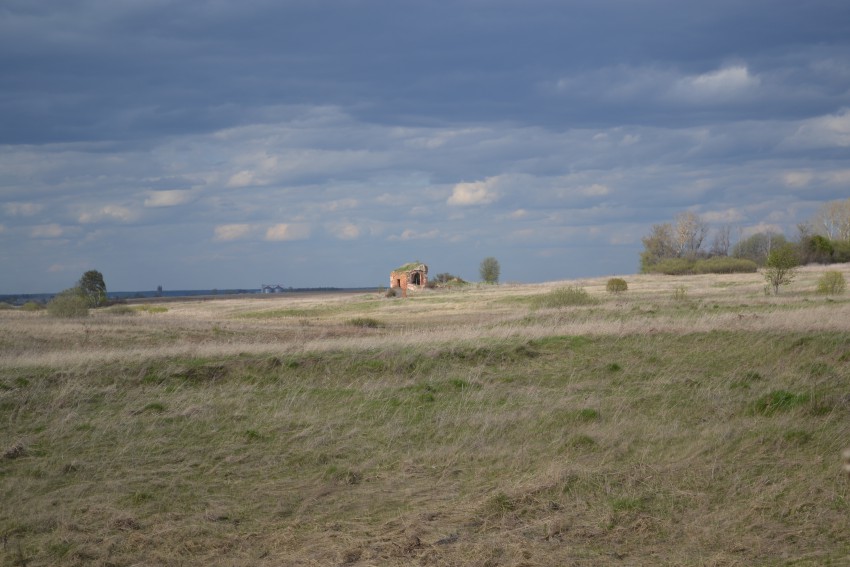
[640,198,850,276]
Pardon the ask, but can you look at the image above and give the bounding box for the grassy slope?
[2,267,850,566]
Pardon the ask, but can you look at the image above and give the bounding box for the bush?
[47,288,89,318]
[817,271,846,295]
[20,301,44,312]
[533,286,599,308]
[692,257,758,274]
[0,302,13,310]
[647,258,695,275]
[832,240,850,263]
[647,257,759,275]
[606,278,628,293]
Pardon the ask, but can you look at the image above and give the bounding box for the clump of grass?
[575,408,600,422]
[751,390,811,416]
[569,434,596,448]
[672,286,687,301]
[20,301,44,312]
[606,278,628,293]
[533,286,599,308]
[347,317,384,328]
[134,305,168,314]
[783,429,812,446]
[140,402,166,413]
[107,305,138,315]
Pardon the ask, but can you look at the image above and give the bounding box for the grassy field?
[2,265,850,566]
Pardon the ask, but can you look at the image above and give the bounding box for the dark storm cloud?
[4,0,850,144]
[1,0,850,291]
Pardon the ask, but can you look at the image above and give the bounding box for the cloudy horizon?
[2,1,850,294]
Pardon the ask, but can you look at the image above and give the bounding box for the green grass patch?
[751,390,811,416]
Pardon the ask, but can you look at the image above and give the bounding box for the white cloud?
[669,65,760,103]
[790,109,850,148]
[48,264,65,273]
[4,202,43,216]
[214,223,254,241]
[315,199,359,213]
[510,209,529,219]
[77,205,136,224]
[329,222,361,240]
[389,228,439,241]
[782,171,813,188]
[31,224,64,238]
[0,224,5,233]
[447,177,501,206]
[144,190,196,208]
[265,223,310,241]
[582,184,610,197]
[741,222,783,237]
[227,170,258,188]
[825,170,850,184]
[702,208,745,223]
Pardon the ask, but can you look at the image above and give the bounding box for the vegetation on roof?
[394,262,427,273]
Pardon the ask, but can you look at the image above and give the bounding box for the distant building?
[389,262,428,297]
[261,284,286,293]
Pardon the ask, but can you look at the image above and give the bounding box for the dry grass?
[2,265,850,565]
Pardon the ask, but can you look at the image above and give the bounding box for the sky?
[2,0,850,293]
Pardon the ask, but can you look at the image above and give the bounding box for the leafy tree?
[732,231,787,266]
[640,223,676,272]
[764,243,799,295]
[78,270,107,307]
[479,257,500,284]
[640,212,709,272]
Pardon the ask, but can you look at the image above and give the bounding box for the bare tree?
[674,212,708,257]
[814,199,850,241]
[710,224,732,256]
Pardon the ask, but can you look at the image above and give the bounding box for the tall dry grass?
[1,265,849,565]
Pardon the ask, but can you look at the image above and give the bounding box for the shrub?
[606,278,628,293]
[20,301,44,312]
[0,302,13,310]
[648,258,695,275]
[385,287,399,298]
[817,271,846,295]
[533,286,599,308]
[692,257,758,274]
[47,288,89,318]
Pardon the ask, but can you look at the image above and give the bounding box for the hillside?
[2,266,849,565]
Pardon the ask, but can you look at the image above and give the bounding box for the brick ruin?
[390,262,428,297]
